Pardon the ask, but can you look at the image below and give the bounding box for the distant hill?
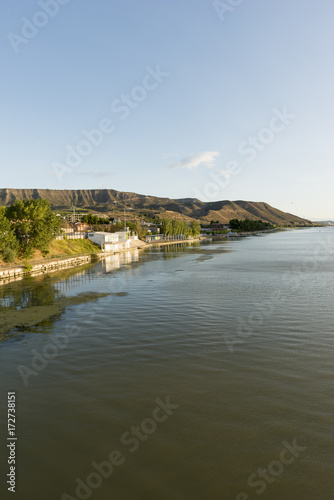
[0,188,312,226]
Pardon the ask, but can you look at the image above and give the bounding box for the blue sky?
[1,0,334,220]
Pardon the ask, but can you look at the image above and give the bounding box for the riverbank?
[0,232,269,285]
[0,238,146,285]
[145,237,201,248]
[0,239,100,270]
[201,228,282,241]
[0,237,199,285]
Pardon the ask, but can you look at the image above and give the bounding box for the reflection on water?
[146,241,201,255]
[0,249,145,342]
[0,231,334,499]
[0,278,62,310]
[0,250,142,312]
[103,249,139,273]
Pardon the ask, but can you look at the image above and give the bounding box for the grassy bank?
[48,239,100,257]
[0,239,101,268]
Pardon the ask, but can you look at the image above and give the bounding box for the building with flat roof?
[87,231,130,252]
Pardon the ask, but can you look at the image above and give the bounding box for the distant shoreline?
[0,229,299,286]
[0,237,199,286]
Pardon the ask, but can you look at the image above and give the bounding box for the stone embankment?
[0,237,202,286]
[0,255,92,285]
[145,237,200,248]
[0,239,148,285]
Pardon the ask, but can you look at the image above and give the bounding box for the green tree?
[134,220,147,240]
[86,213,99,224]
[0,207,18,261]
[161,219,173,237]
[161,218,199,239]
[6,200,62,257]
[229,218,273,232]
[171,220,181,236]
[189,220,201,237]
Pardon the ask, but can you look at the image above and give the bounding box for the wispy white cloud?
[166,151,220,170]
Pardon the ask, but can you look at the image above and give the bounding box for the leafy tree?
[0,207,18,260]
[6,200,62,256]
[229,219,240,230]
[110,223,126,232]
[229,218,273,232]
[84,213,99,224]
[82,213,109,224]
[161,219,173,236]
[161,218,199,238]
[2,247,17,263]
[134,220,147,240]
[189,221,201,237]
[171,220,181,236]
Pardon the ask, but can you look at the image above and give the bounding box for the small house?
[87,231,130,252]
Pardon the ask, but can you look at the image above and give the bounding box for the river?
[0,227,333,499]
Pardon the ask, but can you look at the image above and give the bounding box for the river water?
[0,228,333,500]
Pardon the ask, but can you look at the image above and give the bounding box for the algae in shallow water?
[0,292,111,340]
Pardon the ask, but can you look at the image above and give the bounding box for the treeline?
[229,219,274,232]
[161,219,201,238]
[90,223,124,233]
[0,200,62,262]
[81,214,109,224]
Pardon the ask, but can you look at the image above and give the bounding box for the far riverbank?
[0,230,287,286]
[0,237,201,286]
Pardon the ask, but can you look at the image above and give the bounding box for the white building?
[87,231,130,252]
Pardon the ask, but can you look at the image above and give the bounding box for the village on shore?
[0,197,311,283]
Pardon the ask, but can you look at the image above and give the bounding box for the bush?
[24,261,33,272]
[3,247,16,263]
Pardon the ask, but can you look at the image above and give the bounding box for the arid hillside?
[0,188,312,225]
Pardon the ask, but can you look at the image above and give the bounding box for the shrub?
[3,247,16,263]
[24,262,33,272]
